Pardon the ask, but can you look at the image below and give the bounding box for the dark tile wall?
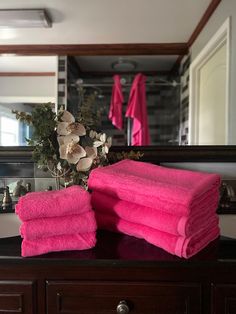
[57,56,67,110]
[179,54,191,145]
[76,74,181,146]
[0,163,57,196]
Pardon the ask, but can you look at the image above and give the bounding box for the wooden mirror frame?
[0,145,236,163]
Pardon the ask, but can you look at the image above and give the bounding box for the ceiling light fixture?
[111,58,137,72]
[0,9,52,28]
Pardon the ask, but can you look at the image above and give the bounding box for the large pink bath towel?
[91,191,219,237]
[125,73,150,145]
[109,75,124,130]
[20,211,97,240]
[16,185,91,221]
[88,160,221,215]
[95,213,220,258]
[21,232,96,257]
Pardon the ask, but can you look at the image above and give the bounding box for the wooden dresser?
[0,231,236,314]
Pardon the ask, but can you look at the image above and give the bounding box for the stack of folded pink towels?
[88,160,221,258]
[15,185,97,257]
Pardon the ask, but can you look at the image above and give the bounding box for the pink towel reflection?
[125,73,150,145]
[109,75,124,130]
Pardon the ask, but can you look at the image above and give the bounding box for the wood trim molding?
[1,146,236,163]
[188,0,222,47]
[109,146,236,163]
[0,43,188,56]
[0,72,55,77]
[170,55,184,74]
[0,2,221,59]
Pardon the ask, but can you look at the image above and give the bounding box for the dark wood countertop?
[0,231,236,267]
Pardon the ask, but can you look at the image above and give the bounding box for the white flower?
[85,146,97,159]
[93,132,112,154]
[57,110,86,137]
[102,136,112,154]
[61,110,75,123]
[56,110,111,175]
[76,157,93,172]
[58,134,80,146]
[59,142,86,164]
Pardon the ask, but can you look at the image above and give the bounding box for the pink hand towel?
[125,73,150,145]
[88,159,221,215]
[109,75,124,130]
[91,191,219,237]
[21,232,96,257]
[16,185,91,221]
[95,213,220,258]
[20,211,97,240]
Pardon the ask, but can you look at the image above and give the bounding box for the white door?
[198,42,226,145]
[189,18,230,145]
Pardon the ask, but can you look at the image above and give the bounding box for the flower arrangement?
[13,103,111,189]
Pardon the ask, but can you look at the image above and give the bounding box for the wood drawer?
[212,284,236,314]
[0,280,35,314]
[46,280,201,314]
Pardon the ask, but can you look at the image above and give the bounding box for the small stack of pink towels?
[88,159,221,258]
[15,185,97,257]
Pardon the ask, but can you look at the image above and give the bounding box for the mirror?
[0,55,58,146]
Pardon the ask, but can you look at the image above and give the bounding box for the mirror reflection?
[0,55,58,146]
[0,39,229,147]
[67,55,185,146]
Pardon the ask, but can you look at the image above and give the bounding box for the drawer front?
[0,280,35,314]
[47,281,201,314]
[212,284,236,314]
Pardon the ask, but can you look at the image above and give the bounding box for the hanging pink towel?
[88,159,221,216]
[91,191,219,237]
[21,232,96,257]
[20,211,97,240]
[108,75,124,130]
[95,213,220,259]
[15,185,91,221]
[125,73,150,145]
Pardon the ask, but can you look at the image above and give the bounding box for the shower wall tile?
[179,54,191,145]
[34,164,55,178]
[5,178,35,194]
[34,178,57,192]
[57,56,67,109]
[0,163,34,178]
[0,179,5,188]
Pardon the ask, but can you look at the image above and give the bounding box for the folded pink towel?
[109,75,124,130]
[16,185,91,221]
[21,232,96,257]
[91,191,219,237]
[95,213,220,258]
[20,211,97,240]
[88,160,221,215]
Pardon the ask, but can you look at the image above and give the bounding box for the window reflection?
[0,103,33,146]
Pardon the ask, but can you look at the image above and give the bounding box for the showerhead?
[111,57,137,72]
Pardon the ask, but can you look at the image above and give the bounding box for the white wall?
[0,76,56,103]
[190,0,236,144]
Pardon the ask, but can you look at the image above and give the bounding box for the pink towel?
[109,75,124,130]
[91,191,219,237]
[16,185,91,221]
[125,73,150,145]
[20,211,97,240]
[21,232,96,257]
[88,160,221,215]
[95,213,220,258]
